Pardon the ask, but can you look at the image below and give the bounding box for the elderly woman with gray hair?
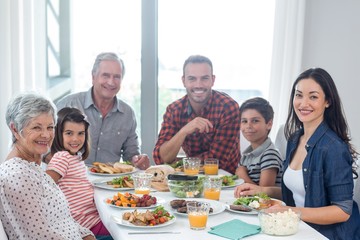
[0,92,95,240]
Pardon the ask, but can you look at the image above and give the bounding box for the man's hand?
[132,154,150,170]
[182,117,213,135]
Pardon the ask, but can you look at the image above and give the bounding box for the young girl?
[46,107,112,239]
[235,97,282,186]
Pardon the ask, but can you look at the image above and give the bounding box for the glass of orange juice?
[187,202,210,230]
[183,157,201,175]
[133,173,152,194]
[204,158,219,175]
[203,176,222,200]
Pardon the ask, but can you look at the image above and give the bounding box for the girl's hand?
[234,183,262,198]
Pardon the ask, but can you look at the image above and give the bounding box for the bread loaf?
[145,165,175,182]
[113,162,135,173]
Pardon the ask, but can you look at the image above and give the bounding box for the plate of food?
[167,198,226,216]
[221,175,244,189]
[105,192,165,209]
[88,162,137,176]
[227,193,285,215]
[111,206,176,228]
[92,175,134,191]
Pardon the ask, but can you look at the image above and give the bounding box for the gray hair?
[182,55,213,76]
[91,52,125,78]
[6,92,57,143]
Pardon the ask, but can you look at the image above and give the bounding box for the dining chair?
[0,218,8,240]
[354,162,360,210]
[274,124,286,161]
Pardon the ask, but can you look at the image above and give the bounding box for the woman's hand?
[234,183,262,198]
[132,154,150,170]
[83,235,96,240]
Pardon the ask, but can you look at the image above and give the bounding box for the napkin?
[208,219,261,240]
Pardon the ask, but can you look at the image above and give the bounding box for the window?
[71,0,142,124]
[46,0,72,101]
[158,0,275,126]
[48,0,275,160]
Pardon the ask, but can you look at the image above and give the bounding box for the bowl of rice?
[258,208,301,236]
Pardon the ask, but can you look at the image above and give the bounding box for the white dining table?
[88,172,328,240]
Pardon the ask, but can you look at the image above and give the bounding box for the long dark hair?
[51,107,90,160]
[284,68,358,177]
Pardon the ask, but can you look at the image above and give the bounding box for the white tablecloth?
[89,173,328,240]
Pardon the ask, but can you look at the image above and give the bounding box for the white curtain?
[268,0,306,138]
[0,0,46,162]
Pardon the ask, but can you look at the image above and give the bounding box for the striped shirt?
[153,90,241,174]
[240,138,282,185]
[47,151,100,229]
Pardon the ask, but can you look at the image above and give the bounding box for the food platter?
[111,214,176,228]
[92,178,134,191]
[88,167,137,176]
[104,196,165,210]
[225,204,258,215]
[226,198,285,215]
[221,178,244,189]
[166,198,226,216]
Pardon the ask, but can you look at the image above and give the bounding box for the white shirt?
[283,166,306,207]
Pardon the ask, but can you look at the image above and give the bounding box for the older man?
[153,55,240,174]
[56,52,149,170]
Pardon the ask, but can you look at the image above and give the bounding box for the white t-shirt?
[283,166,306,207]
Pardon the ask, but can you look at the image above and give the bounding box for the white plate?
[111,214,176,228]
[92,178,134,191]
[222,178,244,189]
[226,198,285,215]
[104,196,165,209]
[166,198,226,216]
[226,204,258,215]
[88,167,138,176]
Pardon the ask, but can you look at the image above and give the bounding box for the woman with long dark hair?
[235,68,360,239]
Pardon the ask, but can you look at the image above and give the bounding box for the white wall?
[301,0,360,151]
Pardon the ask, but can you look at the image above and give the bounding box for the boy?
[235,97,282,186]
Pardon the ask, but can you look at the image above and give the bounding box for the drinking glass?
[204,158,219,175]
[203,176,222,200]
[183,157,201,175]
[187,202,210,230]
[132,173,153,194]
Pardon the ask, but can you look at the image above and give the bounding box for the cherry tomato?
[159,217,166,224]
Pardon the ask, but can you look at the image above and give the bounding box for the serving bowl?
[167,179,204,198]
[258,208,301,236]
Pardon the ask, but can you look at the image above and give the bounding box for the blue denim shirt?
[282,122,360,240]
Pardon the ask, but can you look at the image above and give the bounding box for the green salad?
[221,175,238,186]
[168,176,205,198]
[233,193,271,206]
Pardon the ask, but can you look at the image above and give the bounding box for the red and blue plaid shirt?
[153,90,241,174]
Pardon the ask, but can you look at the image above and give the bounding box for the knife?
[128,231,181,235]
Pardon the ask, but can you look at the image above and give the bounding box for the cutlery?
[128,231,181,235]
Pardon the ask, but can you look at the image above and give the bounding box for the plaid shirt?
[153,90,241,174]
